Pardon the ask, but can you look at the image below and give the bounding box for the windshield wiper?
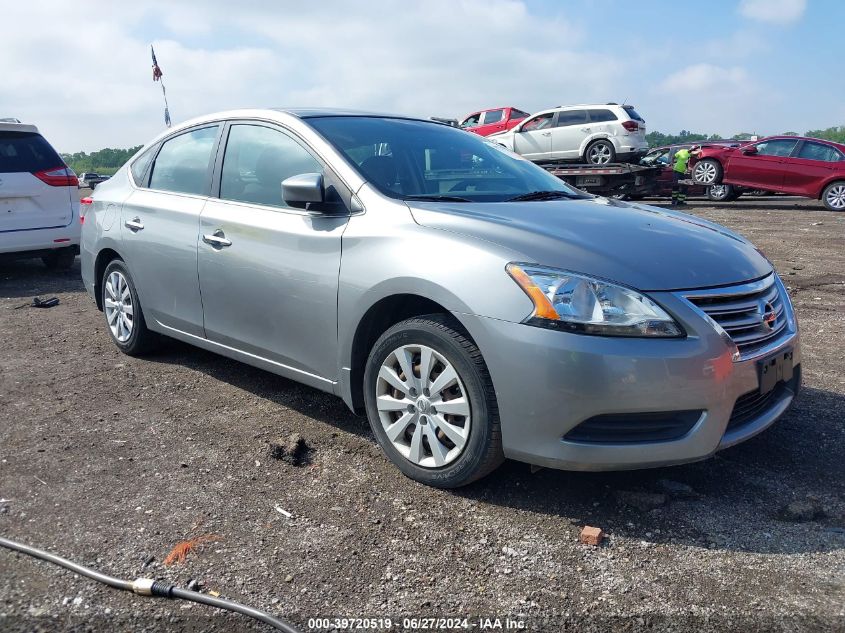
[506,190,585,202]
[403,194,474,202]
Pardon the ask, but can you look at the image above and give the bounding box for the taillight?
[621,121,639,132]
[34,166,79,187]
[80,197,93,224]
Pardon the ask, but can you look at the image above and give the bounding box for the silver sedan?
[81,108,800,487]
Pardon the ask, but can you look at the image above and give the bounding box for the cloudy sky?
[2,0,839,152]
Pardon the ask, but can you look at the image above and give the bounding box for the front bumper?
[458,289,800,471]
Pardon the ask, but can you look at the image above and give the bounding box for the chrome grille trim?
[681,273,793,359]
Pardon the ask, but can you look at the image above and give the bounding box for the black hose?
[0,536,133,591]
[0,535,301,633]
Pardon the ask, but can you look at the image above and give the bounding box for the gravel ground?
[1,195,844,632]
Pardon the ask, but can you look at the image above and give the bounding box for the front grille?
[685,275,788,356]
[564,410,702,444]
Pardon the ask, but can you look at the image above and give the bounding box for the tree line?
[646,126,845,147]
[60,146,143,176]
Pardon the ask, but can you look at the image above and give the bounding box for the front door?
[197,122,349,381]
[119,124,221,336]
[512,112,554,160]
[725,138,798,190]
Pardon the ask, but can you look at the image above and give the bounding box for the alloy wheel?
[587,143,612,165]
[709,184,729,200]
[104,271,134,342]
[375,344,471,468]
[826,184,845,210]
[694,162,717,184]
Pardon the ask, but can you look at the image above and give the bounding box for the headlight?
[506,263,684,337]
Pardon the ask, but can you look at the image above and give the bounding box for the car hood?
[407,196,772,291]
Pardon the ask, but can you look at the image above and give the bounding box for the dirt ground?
[1,194,844,632]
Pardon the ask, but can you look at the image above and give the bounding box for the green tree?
[60,145,143,176]
[804,126,845,144]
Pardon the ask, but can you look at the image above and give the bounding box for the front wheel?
[363,315,504,488]
[822,181,845,211]
[585,140,616,165]
[692,159,723,185]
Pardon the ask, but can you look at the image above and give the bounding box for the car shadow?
[0,257,84,299]
[454,385,845,555]
[139,337,845,555]
[144,339,370,439]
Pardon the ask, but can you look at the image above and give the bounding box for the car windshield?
[307,116,585,202]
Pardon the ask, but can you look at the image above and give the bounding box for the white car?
[0,121,80,269]
[488,103,649,165]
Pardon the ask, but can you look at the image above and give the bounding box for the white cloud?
[660,64,750,93]
[738,0,807,25]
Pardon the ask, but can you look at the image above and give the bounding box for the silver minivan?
[81,109,800,488]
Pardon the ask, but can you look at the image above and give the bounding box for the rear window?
[0,131,63,173]
[622,106,644,122]
[511,109,530,119]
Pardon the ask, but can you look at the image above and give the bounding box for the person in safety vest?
[671,145,701,206]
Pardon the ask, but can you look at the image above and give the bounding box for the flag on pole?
[151,45,163,81]
[150,44,171,127]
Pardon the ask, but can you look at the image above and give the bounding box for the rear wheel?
[707,184,740,202]
[363,315,503,488]
[822,181,845,211]
[585,140,616,165]
[692,158,723,185]
[101,259,160,356]
[41,248,76,270]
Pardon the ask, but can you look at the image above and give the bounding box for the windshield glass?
[307,116,585,202]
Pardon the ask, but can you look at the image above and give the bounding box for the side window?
[511,109,531,119]
[521,112,554,132]
[220,124,323,209]
[460,114,480,129]
[482,109,504,125]
[754,139,798,157]
[130,145,156,185]
[148,126,219,195]
[588,109,618,123]
[797,141,842,162]
[554,110,588,127]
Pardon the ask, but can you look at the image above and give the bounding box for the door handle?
[124,217,144,231]
[541,132,552,137]
[202,229,232,248]
[581,128,591,132]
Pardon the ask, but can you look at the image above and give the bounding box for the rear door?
[725,138,798,190]
[119,124,221,337]
[0,131,75,234]
[549,109,589,160]
[782,140,843,196]
[512,112,554,160]
[197,121,349,380]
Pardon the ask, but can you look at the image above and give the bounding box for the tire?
[363,315,504,488]
[41,248,76,270]
[584,140,616,165]
[707,184,740,202]
[821,181,845,212]
[101,259,160,356]
[692,158,723,185]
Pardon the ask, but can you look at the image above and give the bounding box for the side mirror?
[742,146,758,155]
[282,173,324,206]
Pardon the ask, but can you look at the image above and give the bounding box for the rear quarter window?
[130,145,157,185]
[0,132,63,173]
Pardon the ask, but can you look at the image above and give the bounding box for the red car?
[691,136,845,211]
[459,107,530,137]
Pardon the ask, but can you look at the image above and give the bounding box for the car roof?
[0,121,39,134]
[757,135,845,150]
[271,107,426,121]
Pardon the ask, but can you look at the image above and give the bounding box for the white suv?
[489,103,649,165]
[0,121,80,269]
